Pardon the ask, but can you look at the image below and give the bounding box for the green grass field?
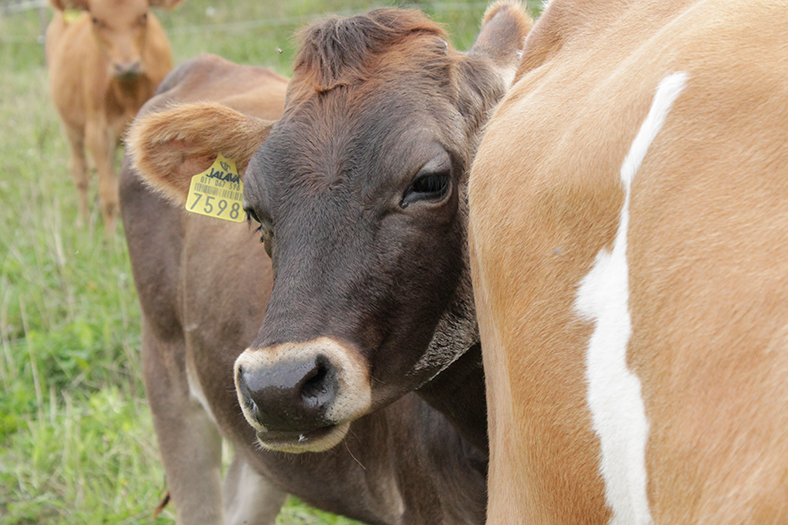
[0,1,539,523]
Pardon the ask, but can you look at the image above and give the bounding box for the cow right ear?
[126,102,275,206]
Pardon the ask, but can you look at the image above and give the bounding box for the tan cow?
[46,0,181,234]
[469,0,788,523]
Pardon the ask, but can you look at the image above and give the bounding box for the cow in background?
[46,0,182,235]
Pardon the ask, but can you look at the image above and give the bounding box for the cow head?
[50,0,183,79]
[128,3,531,453]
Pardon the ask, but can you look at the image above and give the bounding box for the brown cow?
[46,0,181,234]
[120,26,519,522]
[469,0,788,523]
[128,0,531,462]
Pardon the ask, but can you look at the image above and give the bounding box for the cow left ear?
[126,102,275,205]
[454,1,533,130]
[147,0,186,10]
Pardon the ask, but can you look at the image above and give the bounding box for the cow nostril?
[236,365,255,406]
[301,361,330,400]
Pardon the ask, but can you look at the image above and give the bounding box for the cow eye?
[138,12,148,26]
[245,206,261,225]
[401,170,451,208]
[244,204,274,253]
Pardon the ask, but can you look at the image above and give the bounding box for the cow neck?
[416,343,488,455]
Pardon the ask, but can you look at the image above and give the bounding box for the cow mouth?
[254,422,351,453]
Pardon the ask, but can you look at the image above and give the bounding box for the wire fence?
[0,1,511,43]
[168,2,491,34]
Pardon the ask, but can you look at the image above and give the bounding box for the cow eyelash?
[246,209,262,229]
[245,208,272,245]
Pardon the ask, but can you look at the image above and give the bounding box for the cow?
[46,0,181,235]
[122,0,530,519]
[128,1,531,459]
[468,0,788,523]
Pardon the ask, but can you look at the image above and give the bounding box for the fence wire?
[0,1,508,43]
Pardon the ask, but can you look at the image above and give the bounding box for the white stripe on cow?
[575,71,688,525]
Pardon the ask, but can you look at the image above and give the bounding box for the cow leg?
[64,125,90,227]
[85,120,119,236]
[223,453,286,525]
[142,322,225,525]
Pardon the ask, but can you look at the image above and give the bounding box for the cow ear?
[454,1,532,131]
[126,102,275,205]
[147,0,186,10]
[49,0,89,11]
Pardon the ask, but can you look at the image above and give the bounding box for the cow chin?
[254,422,351,454]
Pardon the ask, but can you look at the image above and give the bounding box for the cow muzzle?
[233,337,371,453]
[110,60,143,79]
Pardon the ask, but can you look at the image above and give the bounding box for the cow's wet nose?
[236,354,339,432]
[112,60,142,78]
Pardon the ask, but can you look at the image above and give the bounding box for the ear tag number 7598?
[185,154,245,223]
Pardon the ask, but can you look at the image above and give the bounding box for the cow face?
[127,4,531,453]
[85,0,151,79]
[56,0,181,79]
[235,6,530,453]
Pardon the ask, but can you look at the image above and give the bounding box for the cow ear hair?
[454,1,532,131]
[126,102,275,206]
[147,0,186,10]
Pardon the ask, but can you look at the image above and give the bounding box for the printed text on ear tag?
[186,154,245,223]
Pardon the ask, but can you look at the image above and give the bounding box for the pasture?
[0,0,539,523]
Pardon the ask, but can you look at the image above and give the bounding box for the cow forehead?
[245,90,456,211]
[89,0,148,19]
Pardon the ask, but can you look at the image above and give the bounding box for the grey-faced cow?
[122,52,487,525]
[469,0,788,523]
[47,0,181,234]
[123,1,530,521]
[128,2,531,457]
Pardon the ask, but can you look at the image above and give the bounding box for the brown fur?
[123,51,492,525]
[292,8,446,94]
[470,0,788,522]
[127,103,273,205]
[46,0,182,235]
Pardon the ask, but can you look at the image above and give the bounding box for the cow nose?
[112,60,142,78]
[236,354,339,432]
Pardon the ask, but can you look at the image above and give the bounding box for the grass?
[0,0,540,523]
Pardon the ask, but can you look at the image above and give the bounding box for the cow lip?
[256,425,337,446]
[113,70,143,81]
[254,423,350,453]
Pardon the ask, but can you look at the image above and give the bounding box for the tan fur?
[471,0,788,522]
[46,0,182,235]
[126,102,274,205]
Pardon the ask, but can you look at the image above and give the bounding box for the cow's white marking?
[575,71,688,525]
[224,461,285,525]
[186,357,218,425]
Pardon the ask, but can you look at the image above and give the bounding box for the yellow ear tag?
[63,9,83,23]
[186,154,245,223]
